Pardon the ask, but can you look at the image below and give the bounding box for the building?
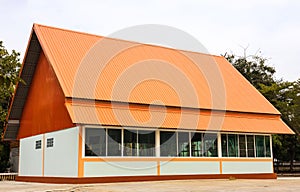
[3,24,294,183]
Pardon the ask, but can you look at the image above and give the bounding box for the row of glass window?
[84,127,271,158]
[221,134,271,157]
[160,131,218,157]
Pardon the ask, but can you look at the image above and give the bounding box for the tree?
[225,52,300,172]
[260,80,300,170]
[224,53,276,89]
[0,41,21,172]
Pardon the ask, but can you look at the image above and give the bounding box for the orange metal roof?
[33,24,280,114]
[65,101,293,134]
[5,23,294,138]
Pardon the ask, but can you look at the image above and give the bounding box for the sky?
[0,0,299,81]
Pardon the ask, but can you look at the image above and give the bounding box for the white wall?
[222,161,273,174]
[19,127,274,178]
[160,161,220,175]
[84,162,157,177]
[19,127,79,177]
[19,135,43,176]
[44,127,79,177]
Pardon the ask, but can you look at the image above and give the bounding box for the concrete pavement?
[1,177,300,192]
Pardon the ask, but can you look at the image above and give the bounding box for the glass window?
[124,129,138,156]
[246,135,255,157]
[255,135,265,157]
[239,135,246,157]
[138,130,155,156]
[265,136,271,157]
[83,128,273,158]
[107,129,121,156]
[35,140,42,149]
[228,134,238,157]
[160,131,177,157]
[191,132,203,157]
[85,128,106,156]
[203,133,218,157]
[46,138,54,148]
[221,134,227,157]
[178,132,190,157]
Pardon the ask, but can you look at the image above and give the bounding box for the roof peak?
[33,23,222,58]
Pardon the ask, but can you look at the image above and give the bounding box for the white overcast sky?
[1,0,299,81]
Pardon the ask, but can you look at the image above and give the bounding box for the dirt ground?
[1,177,300,192]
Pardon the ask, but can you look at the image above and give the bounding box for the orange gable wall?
[18,51,74,139]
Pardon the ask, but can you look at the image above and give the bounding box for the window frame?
[83,126,272,159]
[160,130,177,157]
[46,138,54,148]
[35,140,42,150]
[84,126,157,158]
[221,133,272,158]
[191,131,204,157]
[177,131,190,157]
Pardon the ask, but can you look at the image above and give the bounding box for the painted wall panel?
[222,161,273,174]
[18,51,74,139]
[44,127,79,177]
[84,162,157,177]
[160,161,220,175]
[19,135,43,176]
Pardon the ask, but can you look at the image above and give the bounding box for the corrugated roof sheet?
[4,24,295,140]
[34,24,280,114]
[65,101,293,134]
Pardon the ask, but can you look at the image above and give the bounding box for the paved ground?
[1,177,300,192]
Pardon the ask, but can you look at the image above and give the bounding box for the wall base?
[16,173,277,184]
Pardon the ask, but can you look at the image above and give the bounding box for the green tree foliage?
[0,41,21,172]
[224,52,300,171]
[260,80,300,133]
[260,81,300,168]
[224,53,276,89]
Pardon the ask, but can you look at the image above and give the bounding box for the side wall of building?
[19,126,274,178]
[19,135,43,176]
[19,127,79,177]
[82,158,273,177]
[80,127,274,177]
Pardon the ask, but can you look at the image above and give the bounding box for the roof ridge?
[33,23,223,59]
[33,23,104,39]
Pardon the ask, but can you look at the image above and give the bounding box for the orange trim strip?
[82,157,273,162]
[16,173,277,184]
[78,127,84,177]
[157,161,160,176]
[82,157,221,162]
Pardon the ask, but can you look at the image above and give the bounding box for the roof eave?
[3,26,42,141]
